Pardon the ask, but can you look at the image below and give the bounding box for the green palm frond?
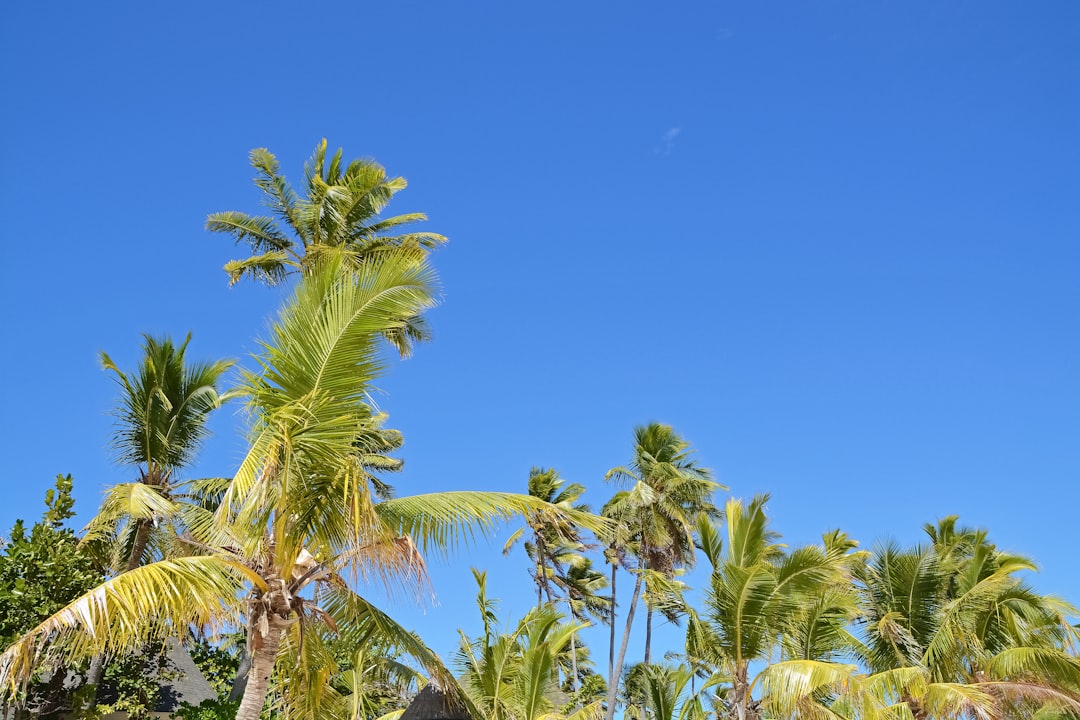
[0,556,252,696]
[375,491,610,558]
[81,482,180,543]
[249,147,304,239]
[100,333,234,472]
[320,585,480,718]
[753,659,858,717]
[206,211,293,253]
[223,251,295,286]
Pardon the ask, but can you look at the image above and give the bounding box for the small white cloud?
[656,127,682,156]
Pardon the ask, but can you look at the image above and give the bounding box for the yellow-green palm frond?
[0,556,254,697]
[984,646,1080,691]
[218,255,437,531]
[81,482,180,544]
[753,659,858,717]
[206,211,293,253]
[318,585,481,718]
[223,251,296,286]
[249,147,305,240]
[920,681,996,719]
[375,491,610,559]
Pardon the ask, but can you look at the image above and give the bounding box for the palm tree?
[504,467,607,702]
[503,468,591,607]
[207,139,446,356]
[456,570,603,720]
[696,495,861,720]
[626,662,716,720]
[603,423,722,720]
[0,256,606,720]
[555,555,612,700]
[89,334,233,572]
[74,335,232,711]
[845,523,1080,719]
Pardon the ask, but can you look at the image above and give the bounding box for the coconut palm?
[456,570,603,720]
[624,662,718,720]
[696,495,861,720]
[208,139,445,287]
[845,524,1080,719]
[207,140,446,357]
[603,423,722,720]
[73,335,232,711]
[0,256,605,720]
[555,555,612,699]
[503,467,606,699]
[89,333,233,572]
[503,468,592,607]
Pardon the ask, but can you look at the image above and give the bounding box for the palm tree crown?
[207,139,446,288]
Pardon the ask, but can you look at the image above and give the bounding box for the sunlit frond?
[375,491,609,558]
[0,556,252,696]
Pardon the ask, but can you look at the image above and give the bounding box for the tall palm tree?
[0,256,606,720]
[555,555,612,699]
[503,468,591,607]
[696,495,861,720]
[207,139,446,356]
[603,423,722,720]
[504,467,605,702]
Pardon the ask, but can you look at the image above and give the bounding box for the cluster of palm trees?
[0,140,1077,720]
[0,142,603,719]
[498,474,1080,720]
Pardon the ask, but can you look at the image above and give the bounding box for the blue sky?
[2,2,1078,669]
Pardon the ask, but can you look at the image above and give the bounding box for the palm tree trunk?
[80,654,106,712]
[729,664,759,720]
[644,606,653,666]
[235,615,288,720]
[567,599,580,700]
[608,557,617,681]
[227,649,252,702]
[641,555,651,666]
[127,518,152,572]
[604,572,643,720]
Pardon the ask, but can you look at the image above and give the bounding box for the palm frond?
[0,556,252,696]
[375,491,610,559]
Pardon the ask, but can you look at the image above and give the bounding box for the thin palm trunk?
[644,606,653,666]
[605,572,643,720]
[608,557,617,681]
[235,615,289,720]
[567,597,580,700]
[641,554,652,666]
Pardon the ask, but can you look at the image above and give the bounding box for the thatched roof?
[399,685,474,720]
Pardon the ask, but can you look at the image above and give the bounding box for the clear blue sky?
[1,2,1077,670]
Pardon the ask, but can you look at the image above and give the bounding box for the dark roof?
[90,641,217,711]
[152,642,218,711]
[399,685,473,720]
